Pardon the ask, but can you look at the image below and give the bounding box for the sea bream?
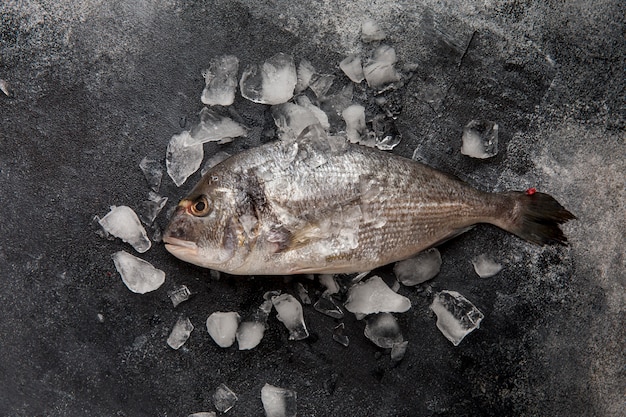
[163,133,575,275]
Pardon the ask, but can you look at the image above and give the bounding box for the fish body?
[163,137,574,275]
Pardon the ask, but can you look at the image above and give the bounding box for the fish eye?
[190,196,210,216]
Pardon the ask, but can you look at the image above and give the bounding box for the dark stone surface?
[0,1,623,416]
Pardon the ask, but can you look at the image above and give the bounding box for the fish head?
[163,183,242,270]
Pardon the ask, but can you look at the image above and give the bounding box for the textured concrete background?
[0,1,623,416]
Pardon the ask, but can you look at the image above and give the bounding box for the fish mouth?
[163,237,200,260]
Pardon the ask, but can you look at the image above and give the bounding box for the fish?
[163,133,575,275]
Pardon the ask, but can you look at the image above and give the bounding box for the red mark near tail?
[526,187,537,196]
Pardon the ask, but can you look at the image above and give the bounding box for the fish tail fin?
[494,191,576,245]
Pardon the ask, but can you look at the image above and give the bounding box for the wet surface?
[1,1,624,416]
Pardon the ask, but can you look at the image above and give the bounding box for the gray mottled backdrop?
[0,1,623,416]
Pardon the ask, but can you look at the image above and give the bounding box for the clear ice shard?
[296,283,311,305]
[213,383,238,413]
[236,298,273,350]
[361,18,386,42]
[295,96,330,130]
[166,317,194,350]
[201,55,239,106]
[364,312,404,348]
[309,74,335,98]
[261,383,297,417]
[295,59,316,94]
[138,192,168,225]
[201,151,231,176]
[363,45,401,88]
[313,294,344,319]
[240,53,297,105]
[471,254,503,278]
[272,294,309,340]
[461,120,499,159]
[332,323,349,347]
[342,104,366,144]
[185,107,247,146]
[99,206,151,253]
[394,248,442,286]
[168,285,192,307]
[272,103,320,141]
[340,54,364,83]
[166,131,203,187]
[206,312,241,348]
[112,251,165,294]
[430,290,484,346]
[318,274,340,295]
[139,157,163,192]
[344,276,411,316]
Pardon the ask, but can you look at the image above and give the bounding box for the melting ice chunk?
[168,285,192,307]
[213,383,238,413]
[364,312,404,348]
[261,383,297,417]
[332,323,349,347]
[166,131,203,187]
[201,151,231,176]
[471,254,503,278]
[340,54,364,83]
[313,295,344,319]
[461,120,499,159]
[206,312,241,348]
[201,55,239,106]
[390,340,408,362]
[138,192,168,226]
[99,206,151,253]
[186,108,247,146]
[139,157,163,192]
[240,53,297,105]
[430,290,484,346]
[309,74,335,98]
[295,96,330,130]
[272,103,320,141]
[166,317,194,350]
[363,45,401,88]
[345,276,411,316]
[394,248,442,286]
[361,18,386,42]
[295,59,316,94]
[236,321,266,350]
[112,251,165,294]
[272,294,309,340]
[318,274,340,295]
[342,104,366,144]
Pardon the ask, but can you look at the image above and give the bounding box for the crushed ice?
[345,276,411,317]
[138,192,168,226]
[430,290,484,346]
[168,285,192,307]
[112,250,165,294]
[394,248,442,286]
[185,107,247,146]
[363,312,404,348]
[166,131,203,187]
[213,383,238,413]
[261,383,297,417]
[240,53,297,105]
[206,312,241,348]
[272,294,309,340]
[471,254,503,278]
[201,55,239,106]
[139,157,162,192]
[99,206,151,253]
[363,45,401,88]
[461,120,499,159]
[361,18,386,42]
[166,316,194,349]
[201,151,231,176]
[236,299,273,350]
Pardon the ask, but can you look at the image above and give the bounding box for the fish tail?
[493,191,576,245]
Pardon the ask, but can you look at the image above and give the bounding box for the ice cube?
[313,294,344,319]
[295,58,316,94]
[295,96,330,130]
[99,206,151,253]
[188,413,216,417]
[361,18,386,42]
[111,251,165,294]
[139,157,163,192]
[390,340,408,362]
[332,323,349,347]
[342,104,366,144]
[296,283,311,305]
[339,54,364,83]
[138,192,168,225]
[363,312,404,348]
[201,55,239,106]
[166,317,194,350]
[344,276,411,317]
[430,290,484,346]
[168,285,192,307]
[272,294,309,340]
[185,107,247,146]
[213,383,238,413]
[200,151,231,176]
[363,45,401,88]
[206,312,241,348]
[261,383,297,417]
[320,83,353,127]
[471,254,503,278]
[394,248,442,286]
[166,131,203,187]
[318,274,339,295]
[240,53,297,105]
[236,321,266,350]
[309,74,335,98]
[461,120,499,159]
[272,103,320,141]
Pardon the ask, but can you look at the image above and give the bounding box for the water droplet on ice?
[206,312,241,348]
[111,250,165,294]
[212,383,238,413]
[364,312,404,348]
[430,290,484,346]
[99,206,151,253]
[166,131,203,187]
[261,383,297,417]
[345,276,411,316]
[201,55,239,106]
[461,120,499,159]
[240,53,297,105]
[272,294,309,340]
[471,254,503,278]
[166,316,194,350]
[394,248,442,286]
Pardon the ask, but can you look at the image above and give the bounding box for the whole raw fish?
[163,134,574,275]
